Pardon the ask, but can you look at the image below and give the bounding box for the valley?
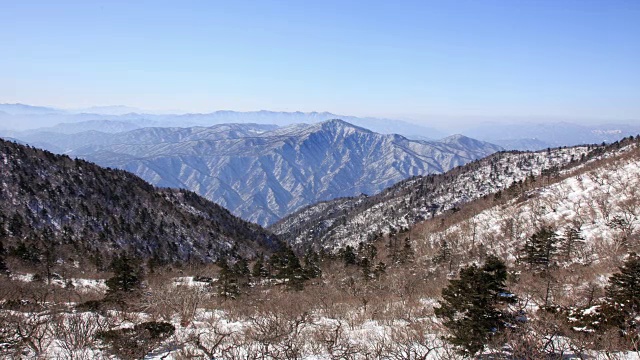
[1,134,639,359]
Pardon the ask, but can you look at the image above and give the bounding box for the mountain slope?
[270,141,631,251]
[0,138,278,266]
[22,120,502,226]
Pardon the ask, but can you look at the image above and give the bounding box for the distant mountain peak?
[318,119,373,132]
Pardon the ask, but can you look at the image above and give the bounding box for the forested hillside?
[0,138,278,269]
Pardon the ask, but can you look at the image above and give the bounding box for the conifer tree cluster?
[602,253,640,345]
[435,255,517,356]
[522,227,558,271]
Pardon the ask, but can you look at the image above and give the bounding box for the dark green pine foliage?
[522,227,558,271]
[303,249,322,279]
[435,255,517,356]
[342,245,357,266]
[105,254,144,296]
[217,260,240,300]
[603,253,640,340]
[560,226,585,260]
[270,246,307,290]
[251,256,270,278]
[360,257,372,281]
[433,239,452,267]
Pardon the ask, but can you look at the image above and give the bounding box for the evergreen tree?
[360,257,372,281]
[560,225,585,261]
[603,253,640,340]
[217,260,240,300]
[8,213,24,238]
[435,255,517,356]
[433,239,452,268]
[232,257,251,288]
[303,249,322,279]
[0,241,9,275]
[522,227,558,271]
[105,254,144,296]
[342,245,357,266]
[271,246,307,290]
[252,256,270,278]
[40,227,59,285]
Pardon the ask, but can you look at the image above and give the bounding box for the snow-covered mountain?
[418,140,640,270]
[13,120,502,226]
[271,140,632,251]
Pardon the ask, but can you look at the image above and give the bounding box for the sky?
[2,0,639,126]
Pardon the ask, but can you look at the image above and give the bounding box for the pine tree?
[342,245,357,266]
[0,241,9,275]
[522,227,558,271]
[232,257,251,288]
[105,254,144,296]
[217,260,240,300]
[559,225,585,261]
[303,249,322,279]
[435,255,517,356]
[252,256,270,279]
[8,213,24,238]
[603,253,640,339]
[271,246,307,290]
[360,257,372,281]
[433,239,452,268]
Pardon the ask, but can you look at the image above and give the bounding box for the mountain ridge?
[11,120,503,226]
[270,139,636,251]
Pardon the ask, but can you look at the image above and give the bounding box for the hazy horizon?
[3,1,639,128]
[1,101,637,133]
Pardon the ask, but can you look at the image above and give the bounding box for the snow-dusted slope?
[47,120,498,226]
[420,141,640,267]
[271,143,618,250]
[13,120,501,225]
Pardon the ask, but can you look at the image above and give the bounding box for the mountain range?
[10,120,502,226]
[2,103,638,151]
[0,103,445,140]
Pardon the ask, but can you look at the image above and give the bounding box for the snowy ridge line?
[459,143,639,256]
[273,139,638,251]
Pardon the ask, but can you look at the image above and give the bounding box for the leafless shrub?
[51,311,112,360]
[0,311,53,357]
[310,320,362,359]
[384,319,442,360]
[143,281,209,326]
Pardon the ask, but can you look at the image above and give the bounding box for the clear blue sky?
[2,0,639,123]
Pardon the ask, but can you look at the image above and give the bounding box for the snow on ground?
[424,147,640,266]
